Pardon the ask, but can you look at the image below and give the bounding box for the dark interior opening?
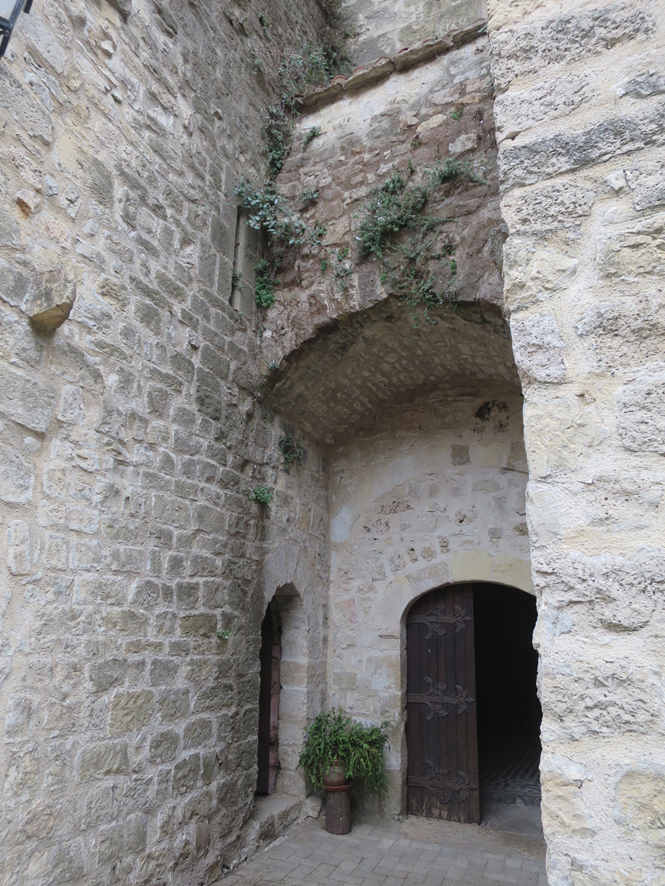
[473,584,542,808]
[256,601,281,796]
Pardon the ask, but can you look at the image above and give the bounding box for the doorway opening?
[474,584,541,810]
[256,600,281,796]
[406,582,541,824]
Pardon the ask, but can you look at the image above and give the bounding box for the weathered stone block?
[0,446,34,504]
[0,364,55,433]
[615,767,665,847]
[173,753,201,795]
[149,730,179,764]
[617,367,665,455]
[109,690,155,734]
[79,742,130,780]
[22,268,76,332]
[510,313,566,383]
[157,688,190,722]
[499,101,665,190]
[490,4,655,91]
[179,614,217,637]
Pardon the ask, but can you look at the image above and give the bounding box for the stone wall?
[327,387,530,814]
[344,0,486,65]
[487,1,665,883]
[0,2,332,884]
[262,32,502,370]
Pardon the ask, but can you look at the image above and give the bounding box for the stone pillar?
[487,2,665,882]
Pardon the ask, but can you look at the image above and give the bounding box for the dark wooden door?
[406,583,479,822]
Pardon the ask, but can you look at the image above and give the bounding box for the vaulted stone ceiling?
[263,297,521,445]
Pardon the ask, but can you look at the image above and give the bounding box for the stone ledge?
[295,20,487,114]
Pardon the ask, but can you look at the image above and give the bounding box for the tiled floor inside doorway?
[215,808,547,886]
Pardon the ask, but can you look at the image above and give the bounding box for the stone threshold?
[295,20,487,114]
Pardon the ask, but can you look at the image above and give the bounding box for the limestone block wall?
[487,1,665,882]
[344,0,486,65]
[0,2,332,884]
[327,387,530,814]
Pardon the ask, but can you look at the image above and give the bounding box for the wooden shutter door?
[406,583,479,823]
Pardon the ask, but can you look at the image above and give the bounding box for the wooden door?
[406,583,479,822]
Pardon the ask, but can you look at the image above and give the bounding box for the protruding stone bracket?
[23,267,76,333]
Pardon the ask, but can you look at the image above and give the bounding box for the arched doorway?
[256,600,281,795]
[406,582,540,823]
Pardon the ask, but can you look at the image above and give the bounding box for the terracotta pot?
[322,759,347,788]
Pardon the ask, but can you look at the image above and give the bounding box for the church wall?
[487,1,665,882]
[0,2,331,884]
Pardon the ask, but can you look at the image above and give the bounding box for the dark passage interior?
[474,585,542,808]
[256,601,281,796]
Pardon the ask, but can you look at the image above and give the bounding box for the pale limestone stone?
[615,767,665,848]
[448,132,478,154]
[0,445,34,504]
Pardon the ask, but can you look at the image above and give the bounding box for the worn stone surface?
[488,0,665,882]
[0,1,333,885]
[263,36,501,370]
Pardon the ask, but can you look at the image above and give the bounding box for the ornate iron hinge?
[408,761,477,804]
[407,676,473,718]
[409,604,471,638]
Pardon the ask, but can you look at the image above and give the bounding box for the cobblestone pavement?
[216,812,547,886]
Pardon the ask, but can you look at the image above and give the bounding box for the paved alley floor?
[216,810,547,886]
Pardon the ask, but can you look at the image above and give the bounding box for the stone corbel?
[23,267,76,333]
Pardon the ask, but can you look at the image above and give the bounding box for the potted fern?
[297,709,389,834]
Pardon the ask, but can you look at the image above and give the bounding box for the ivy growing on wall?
[357,158,483,321]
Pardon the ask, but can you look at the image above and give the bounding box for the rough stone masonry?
[0,1,664,886]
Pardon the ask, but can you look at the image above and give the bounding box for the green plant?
[278,434,306,468]
[356,172,429,259]
[217,630,230,641]
[320,259,328,273]
[451,104,464,121]
[231,269,242,290]
[254,260,277,309]
[303,125,322,150]
[258,12,268,33]
[297,709,389,793]
[235,179,310,248]
[428,157,479,185]
[410,136,421,149]
[384,228,457,322]
[301,188,320,207]
[250,486,274,506]
[334,264,352,290]
[262,43,349,177]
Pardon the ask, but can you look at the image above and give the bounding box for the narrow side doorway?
[257,600,281,795]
